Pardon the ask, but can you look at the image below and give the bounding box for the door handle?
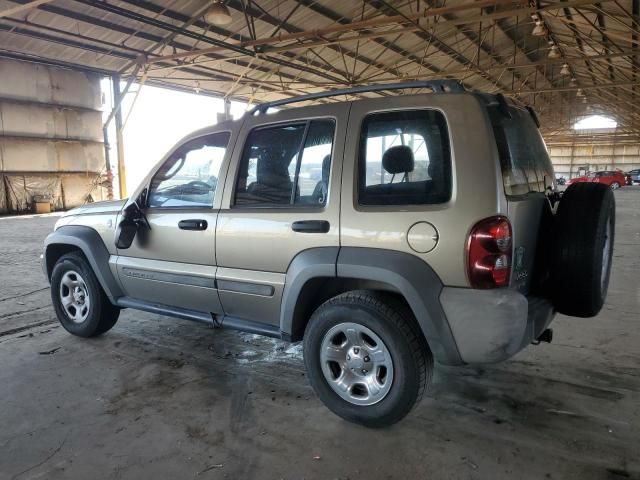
[291,220,330,233]
[178,219,208,231]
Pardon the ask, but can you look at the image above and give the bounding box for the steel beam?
[0,0,54,19]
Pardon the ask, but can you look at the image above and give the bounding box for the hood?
[63,199,127,216]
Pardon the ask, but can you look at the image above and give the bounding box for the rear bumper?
[439,287,554,364]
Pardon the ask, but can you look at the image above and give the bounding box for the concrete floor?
[0,190,639,480]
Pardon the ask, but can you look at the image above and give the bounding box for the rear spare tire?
[551,183,615,317]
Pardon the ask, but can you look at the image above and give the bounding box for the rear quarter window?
[489,106,555,196]
[358,109,452,206]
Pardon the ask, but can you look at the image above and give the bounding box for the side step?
[115,297,282,339]
[116,297,212,324]
[215,316,282,339]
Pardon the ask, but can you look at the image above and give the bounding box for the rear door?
[115,131,233,314]
[340,94,501,288]
[215,103,349,326]
[487,104,555,294]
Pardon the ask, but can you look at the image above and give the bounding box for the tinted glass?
[358,110,452,206]
[489,106,555,195]
[294,120,335,205]
[235,120,335,207]
[148,132,230,208]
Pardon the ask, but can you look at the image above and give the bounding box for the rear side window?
[234,119,335,207]
[489,106,555,195]
[358,110,451,206]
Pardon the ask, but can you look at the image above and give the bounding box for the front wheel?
[50,252,120,337]
[610,182,620,189]
[303,291,432,427]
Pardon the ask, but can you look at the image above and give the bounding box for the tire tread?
[51,251,119,337]
[305,290,432,426]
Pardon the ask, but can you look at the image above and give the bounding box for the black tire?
[303,291,432,428]
[50,252,120,337]
[551,183,615,317]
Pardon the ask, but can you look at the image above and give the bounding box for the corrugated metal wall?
[548,139,640,179]
[0,58,107,214]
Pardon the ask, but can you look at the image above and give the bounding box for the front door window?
[148,132,230,208]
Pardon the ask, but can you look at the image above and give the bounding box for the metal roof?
[1,0,638,144]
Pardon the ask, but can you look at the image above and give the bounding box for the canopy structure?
[1,0,638,145]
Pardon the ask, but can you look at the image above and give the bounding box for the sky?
[102,80,246,196]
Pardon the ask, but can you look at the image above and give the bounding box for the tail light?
[467,216,513,289]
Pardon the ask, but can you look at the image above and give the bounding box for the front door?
[115,131,232,314]
[215,103,349,326]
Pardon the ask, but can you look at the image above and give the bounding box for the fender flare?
[44,225,123,302]
[280,247,462,365]
[280,247,339,341]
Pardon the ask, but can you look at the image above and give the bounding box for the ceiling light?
[548,45,560,59]
[560,63,570,76]
[532,21,547,37]
[576,88,584,97]
[570,77,578,86]
[205,1,232,25]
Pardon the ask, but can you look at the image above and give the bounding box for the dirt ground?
[0,190,638,480]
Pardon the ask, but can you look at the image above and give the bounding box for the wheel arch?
[44,225,123,302]
[280,247,462,365]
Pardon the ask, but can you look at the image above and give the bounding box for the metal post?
[103,126,111,172]
[113,75,127,198]
[224,98,231,120]
[102,125,113,200]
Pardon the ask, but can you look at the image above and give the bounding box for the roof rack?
[248,80,464,115]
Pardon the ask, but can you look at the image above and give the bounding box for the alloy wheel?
[319,322,394,406]
[59,270,91,323]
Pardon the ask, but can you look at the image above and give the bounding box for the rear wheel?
[610,181,620,189]
[303,291,431,427]
[51,252,120,337]
[551,183,615,317]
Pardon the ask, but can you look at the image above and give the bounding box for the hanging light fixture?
[548,44,561,59]
[576,88,584,97]
[570,77,578,86]
[560,63,570,76]
[532,20,548,37]
[205,1,232,25]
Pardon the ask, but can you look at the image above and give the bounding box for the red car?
[567,170,626,189]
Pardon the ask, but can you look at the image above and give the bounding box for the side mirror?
[115,218,138,249]
[114,195,150,249]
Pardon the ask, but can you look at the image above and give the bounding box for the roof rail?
[248,80,464,115]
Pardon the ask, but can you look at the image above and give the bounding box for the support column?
[113,75,127,198]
